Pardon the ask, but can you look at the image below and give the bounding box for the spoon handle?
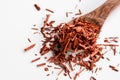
[85,0,120,26]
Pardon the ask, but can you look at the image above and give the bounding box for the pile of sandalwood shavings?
[39,14,104,79]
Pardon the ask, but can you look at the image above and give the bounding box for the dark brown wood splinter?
[46,8,54,13]
[34,4,41,11]
[90,76,96,80]
[109,65,119,72]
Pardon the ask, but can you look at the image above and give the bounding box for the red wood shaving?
[37,63,46,67]
[34,4,41,11]
[74,68,85,80]
[64,73,67,76]
[47,65,52,67]
[106,57,110,61]
[109,37,118,39]
[90,76,96,80]
[31,28,38,30]
[69,61,74,71]
[97,44,119,46]
[60,63,70,73]
[73,63,77,67]
[104,38,109,43]
[46,74,50,76]
[79,9,81,14]
[66,12,68,17]
[95,68,98,73]
[40,45,50,55]
[43,14,51,27]
[68,72,72,79]
[44,56,47,59]
[99,67,102,71]
[40,17,102,73]
[54,67,61,69]
[109,65,119,72]
[44,67,49,71]
[34,54,37,56]
[58,69,64,76]
[75,9,82,15]
[48,21,55,27]
[75,12,81,15]
[46,8,54,13]
[66,12,73,17]
[41,14,51,38]
[104,37,118,43]
[111,46,116,55]
[33,32,39,34]
[31,57,40,63]
[98,43,119,56]
[24,43,36,51]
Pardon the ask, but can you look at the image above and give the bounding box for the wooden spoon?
[69,0,120,28]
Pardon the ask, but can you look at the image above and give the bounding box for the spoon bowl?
[69,0,120,29]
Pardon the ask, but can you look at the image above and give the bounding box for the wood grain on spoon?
[69,0,120,28]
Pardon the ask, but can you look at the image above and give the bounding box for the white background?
[1,0,120,80]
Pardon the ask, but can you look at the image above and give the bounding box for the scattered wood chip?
[31,57,40,63]
[31,28,38,30]
[109,65,119,72]
[44,67,49,71]
[28,38,31,43]
[106,58,110,61]
[66,12,73,17]
[90,76,96,80]
[46,74,50,76]
[34,4,41,11]
[37,63,46,67]
[24,43,36,51]
[46,8,54,13]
